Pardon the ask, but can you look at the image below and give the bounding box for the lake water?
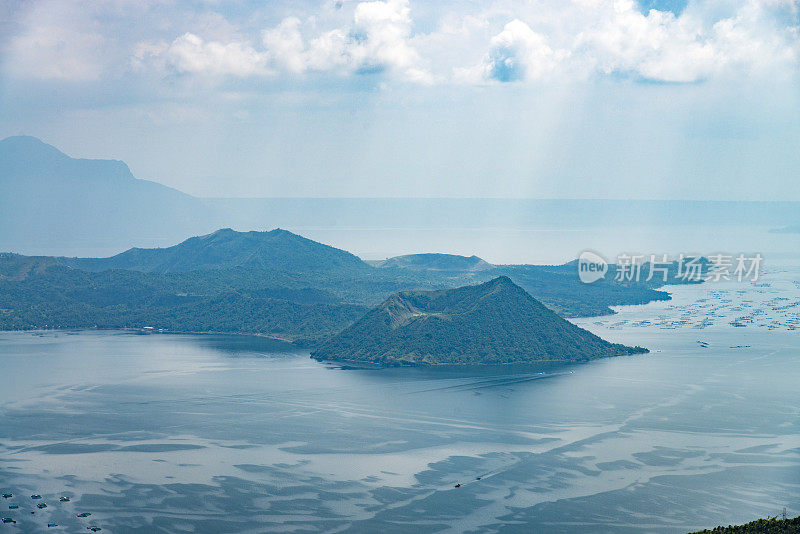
[1,267,799,532]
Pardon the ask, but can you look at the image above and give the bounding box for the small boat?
[37,502,47,509]
[1,494,11,499]
[88,527,102,532]
[31,494,42,499]
[48,523,59,528]
[454,483,461,488]
[77,512,92,517]
[60,496,70,502]
[8,505,18,510]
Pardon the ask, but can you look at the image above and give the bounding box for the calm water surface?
[1,268,799,533]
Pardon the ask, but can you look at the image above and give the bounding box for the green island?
[311,276,646,365]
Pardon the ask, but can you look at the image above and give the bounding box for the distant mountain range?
[372,253,493,271]
[770,224,800,234]
[0,136,216,253]
[2,136,800,258]
[312,276,646,366]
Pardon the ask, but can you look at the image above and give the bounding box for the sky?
[1,0,799,199]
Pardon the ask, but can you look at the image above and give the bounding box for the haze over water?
[1,264,798,532]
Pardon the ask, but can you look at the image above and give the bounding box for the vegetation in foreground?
[691,514,800,533]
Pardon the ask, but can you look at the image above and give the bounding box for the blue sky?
[1,0,799,199]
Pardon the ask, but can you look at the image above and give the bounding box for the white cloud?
[468,0,800,83]
[40,0,800,84]
[576,1,719,82]
[349,0,421,74]
[142,33,267,78]
[263,0,432,82]
[262,17,306,73]
[4,4,107,81]
[480,19,567,82]
[708,1,799,73]
[136,0,432,83]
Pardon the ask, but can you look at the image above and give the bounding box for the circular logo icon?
[578,250,608,284]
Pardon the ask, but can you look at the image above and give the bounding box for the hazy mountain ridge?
[60,228,369,274]
[0,136,217,252]
[770,224,800,234]
[374,253,494,271]
[312,276,646,366]
[0,228,677,342]
[3,136,800,259]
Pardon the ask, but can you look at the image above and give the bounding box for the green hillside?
[60,228,369,273]
[311,277,646,365]
[0,229,685,343]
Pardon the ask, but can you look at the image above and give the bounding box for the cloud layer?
[4,0,799,86]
